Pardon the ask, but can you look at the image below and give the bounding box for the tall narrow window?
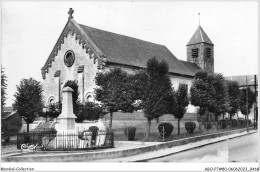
[192,48,199,58]
[205,48,211,58]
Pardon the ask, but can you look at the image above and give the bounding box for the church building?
[41,8,214,106]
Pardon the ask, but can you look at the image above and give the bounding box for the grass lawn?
[113,123,252,142]
[1,135,18,154]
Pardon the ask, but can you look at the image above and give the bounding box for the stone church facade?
[41,8,214,108]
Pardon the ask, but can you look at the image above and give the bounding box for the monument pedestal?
[50,87,79,149]
[57,87,77,133]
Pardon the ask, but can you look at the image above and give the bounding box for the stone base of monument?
[42,87,107,150]
[45,132,106,150]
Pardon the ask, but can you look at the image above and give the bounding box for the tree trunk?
[223,114,225,120]
[27,123,29,133]
[146,119,151,141]
[109,112,113,131]
[178,118,180,135]
[230,114,232,120]
[206,108,209,121]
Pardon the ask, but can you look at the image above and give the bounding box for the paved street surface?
[147,132,258,162]
[92,131,258,162]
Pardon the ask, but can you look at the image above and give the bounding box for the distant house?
[1,105,22,135]
[225,75,258,90]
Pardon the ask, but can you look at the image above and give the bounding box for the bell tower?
[186,25,214,73]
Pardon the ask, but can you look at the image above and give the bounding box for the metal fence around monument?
[17,130,114,151]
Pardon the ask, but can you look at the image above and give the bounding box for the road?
[146,132,258,162]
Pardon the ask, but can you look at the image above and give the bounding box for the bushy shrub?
[185,122,196,134]
[124,127,136,141]
[89,126,99,141]
[158,123,173,138]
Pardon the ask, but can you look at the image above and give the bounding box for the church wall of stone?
[42,33,98,104]
[170,75,193,94]
[103,63,140,74]
[104,63,194,94]
[187,43,214,73]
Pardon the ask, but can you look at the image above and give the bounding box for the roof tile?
[187,26,213,45]
[79,24,197,76]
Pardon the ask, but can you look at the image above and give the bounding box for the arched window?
[48,96,55,105]
[85,93,94,103]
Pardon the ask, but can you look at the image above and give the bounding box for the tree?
[211,73,230,121]
[63,80,80,113]
[63,80,85,122]
[226,80,241,120]
[1,66,7,114]
[191,70,214,121]
[132,57,176,140]
[191,71,229,121]
[240,87,255,118]
[174,84,189,135]
[95,68,136,131]
[14,78,44,132]
[75,102,105,123]
[46,102,61,121]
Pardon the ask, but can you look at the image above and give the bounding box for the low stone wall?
[2,128,250,162]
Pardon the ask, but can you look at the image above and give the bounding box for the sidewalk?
[91,130,257,162]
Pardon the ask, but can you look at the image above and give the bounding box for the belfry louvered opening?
[192,48,199,58]
[205,48,211,58]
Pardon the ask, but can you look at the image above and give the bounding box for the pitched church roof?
[179,60,201,73]
[79,24,199,77]
[187,25,214,46]
[41,9,201,79]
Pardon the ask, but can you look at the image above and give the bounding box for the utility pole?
[254,75,258,129]
[246,76,249,132]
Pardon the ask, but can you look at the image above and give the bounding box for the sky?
[1,1,259,107]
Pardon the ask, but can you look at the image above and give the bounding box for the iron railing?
[17,130,114,151]
[200,119,253,131]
